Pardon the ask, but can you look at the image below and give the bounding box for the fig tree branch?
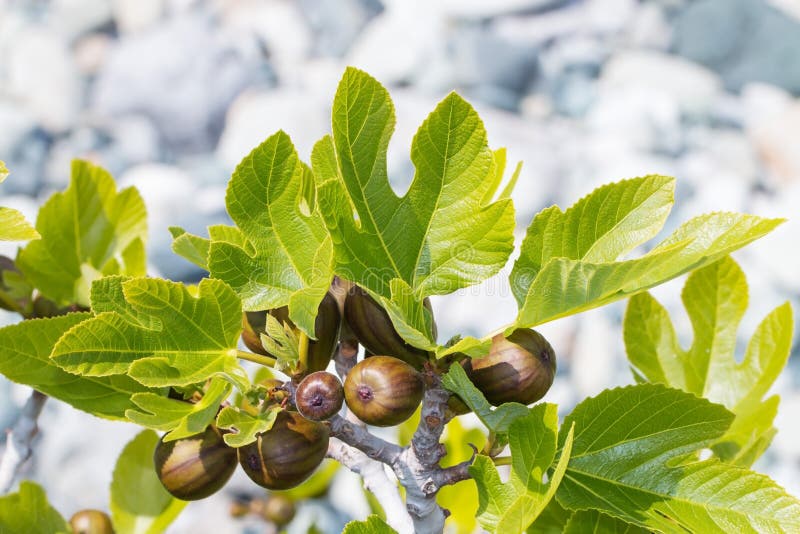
[0,390,47,494]
[326,437,414,534]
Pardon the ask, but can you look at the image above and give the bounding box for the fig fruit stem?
[0,389,47,494]
[236,349,277,367]
[297,330,310,373]
[492,455,512,466]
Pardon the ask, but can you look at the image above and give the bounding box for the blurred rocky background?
[1,0,799,531]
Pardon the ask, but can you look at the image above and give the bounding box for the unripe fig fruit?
[262,495,296,526]
[69,510,114,534]
[242,293,341,377]
[238,410,330,490]
[295,371,344,421]
[344,286,435,369]
[344,355,424,426]
[464,328,556,406]
[153,425,237,501]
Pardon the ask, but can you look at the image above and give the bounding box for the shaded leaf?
[342,515,397,534]
[0,481,69,534]
[110,430,187,533]
[556,384,800,532]
[0,313,153,420]
[126,378,232,441]
[470,404,574,533]
[563,510,649,534]
[442,363,529,434]
[215,405,279,447]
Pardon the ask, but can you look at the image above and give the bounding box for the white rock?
[216,88,329,168]
[92,14,257,152]
[73,32,113,75]
[6,28,80,134]
[346,0,443,84]
[598,50,722,117]
[111,0,164,34]
[438,0,570,19]
[219,0,310,83]
[747,100,800,183]
[748,184,800,292]
[47,0,113,40]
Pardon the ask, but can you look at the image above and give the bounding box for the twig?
[327,438,414,534]
[0,390,47,494]
[327,415,402,465]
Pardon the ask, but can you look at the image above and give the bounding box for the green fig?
[344,286,435,369]
[241,292,341,377]
[344,355,424,426]
[153,425,237,501]
[238,410,330,490]
[464,328,556,406]
[68,510,114,534]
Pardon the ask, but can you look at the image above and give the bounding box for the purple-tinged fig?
[344,286,435,369]
[68,510,114,534]
[295,371,344,421]
[238,410,329,490]
[344,355,424,426]
[153,425,237,501]
[464,328,556,406]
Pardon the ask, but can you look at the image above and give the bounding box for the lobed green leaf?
[16,160,147,306]
[315,67,515,342]
[51,277,249,390]
[207,131,333,337]
[624,256,794,466]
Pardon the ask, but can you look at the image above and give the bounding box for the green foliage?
[0,481,70,534]
[215,404,278,447]
[126,378,232,441]
[0,161,40,242]
[110,430,186,533]
[563,510,648,533]
[16,160,147,306]
[51,277,249,390]
[556,384,800,532]
[624,256,793,466]
[510,180,783,330]
[206,131,333,337]
[314,67,515,345]
[342,515,397,533]
[442,363,529,435]
[0,314,153,419]
[470,404,574,533]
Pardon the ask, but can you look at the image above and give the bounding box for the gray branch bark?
[0,390,47,494]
